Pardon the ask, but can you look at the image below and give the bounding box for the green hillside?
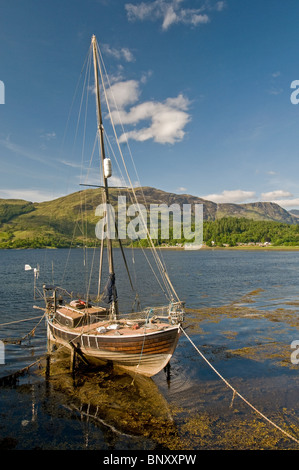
[0,187,298,248]
[0,199,35,224]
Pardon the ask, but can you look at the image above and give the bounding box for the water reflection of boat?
[38,351,179,448]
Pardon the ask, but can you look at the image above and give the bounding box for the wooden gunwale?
[48,320,179,355]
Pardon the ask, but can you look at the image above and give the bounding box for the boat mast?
[91,34,118,317]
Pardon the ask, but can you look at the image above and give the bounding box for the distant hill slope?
[0,187,297,248]
[138,187,298,224]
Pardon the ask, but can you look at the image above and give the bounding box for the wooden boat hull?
[47,319,180,377]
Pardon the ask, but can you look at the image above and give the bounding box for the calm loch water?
[0,248,298,450]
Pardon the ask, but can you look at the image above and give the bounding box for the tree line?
[1,217,299,248]
[138,217,299,247]
[203,217,299,246]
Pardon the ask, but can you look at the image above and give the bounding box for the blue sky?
[1,0,299,210]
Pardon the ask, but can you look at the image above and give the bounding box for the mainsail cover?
[102,273,117,304]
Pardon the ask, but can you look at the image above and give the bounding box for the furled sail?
[101,273,117,304]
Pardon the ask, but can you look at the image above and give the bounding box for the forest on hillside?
[202,217,299,247]
[1,217,299,249]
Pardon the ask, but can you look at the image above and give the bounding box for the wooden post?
[45,354,51,379]
[70,345,76,373]
[69,341,89,374]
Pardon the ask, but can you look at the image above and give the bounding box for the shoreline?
[163,245,299,251]
[192,244,299,251]
[2,244,299,251]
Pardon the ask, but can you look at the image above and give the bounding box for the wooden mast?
[91,35,118,317]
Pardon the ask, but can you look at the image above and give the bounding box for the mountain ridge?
[133,187,298,224]
[0,186,297,248]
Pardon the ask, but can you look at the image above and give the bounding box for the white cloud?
[140,70,153,84]
[117,94,191,144]
[0,189,65,203]
[162,5,177,29]
[259,190,299,210]
[107,76,191,145]
[215,1,226,11]
[271,198,299,209]
[268,70,283,95]
[59,160,82,169]
[202,189,256,204]
[109,175,127,187]
[125,1,156,21]
[261,190,293,200]
[268,87,283,96]
[102,44,135,63]
[40,131,56,141]
[79,170,128,188]
[125,0,221,30]
[178,10,209,27]
[106,80,141,110]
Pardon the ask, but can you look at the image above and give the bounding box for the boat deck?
[56,306,172,337]
[74,321,171,336]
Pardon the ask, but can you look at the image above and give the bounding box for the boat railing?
[144,301,185,324]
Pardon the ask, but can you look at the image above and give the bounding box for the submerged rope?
[180,327,299,446]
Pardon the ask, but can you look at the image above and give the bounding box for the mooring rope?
[0,356,47,386]
[180,326,299,446]
[0,314,46,345]
[0,315,43,328]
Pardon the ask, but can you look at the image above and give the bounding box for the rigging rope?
[95,41,180,304]
[180,326,299,446]
[96,43,176,296]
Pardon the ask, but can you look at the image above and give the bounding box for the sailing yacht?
[42,35,185,377]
